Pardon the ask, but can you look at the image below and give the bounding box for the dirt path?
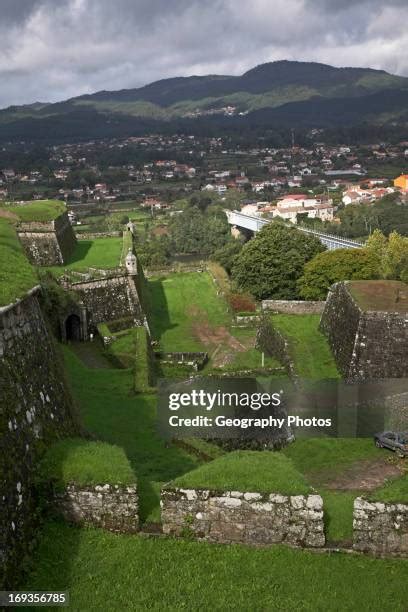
[321,457,405,491]
[188,304,251,368]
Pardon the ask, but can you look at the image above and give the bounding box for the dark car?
[374,431,408,458]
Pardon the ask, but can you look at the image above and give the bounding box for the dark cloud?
[0,0,407,108]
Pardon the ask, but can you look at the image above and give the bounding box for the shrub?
[227,292,256,313]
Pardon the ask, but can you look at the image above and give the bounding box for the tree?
[298,248,379,300]
[211,238,244,274]
[232,223,325,300]
[366,229,408,282]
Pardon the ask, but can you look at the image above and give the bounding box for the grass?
[171,451,311,495]
[37,438,136,489]
[3,199,66,222]
[22,521,408,611]
[225,327,281,371]
[62,347,199,523]
[283,438,386,542]
[272,314,340,379]
[320,490,356,543]
[369,472,408,503]
[283,438,383,481]
[0,218,38,306]
[149,272,230,352]
[48,237,122,274]
[348,280,408,313]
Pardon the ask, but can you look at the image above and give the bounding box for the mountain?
[1,60,408,142]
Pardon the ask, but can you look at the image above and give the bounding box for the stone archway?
[65,313,82,341]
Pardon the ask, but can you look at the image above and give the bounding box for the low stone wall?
[75,231,122,240]
[262,300,325,314]
[353,497,408,555]
[54,483,139,533]
[155,351,208,371]
[161,488,325,547]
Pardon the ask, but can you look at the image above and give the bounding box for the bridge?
[225,210,364,251]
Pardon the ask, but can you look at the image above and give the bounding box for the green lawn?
[0,218,38,306]
[370,472,408,503]
[171,451,311,495]
[62,347,199,523]
[48,237,122,274]
[22,521,408,611]
[3,199,66,222]
[283,438,383,482]
[272,314,340,379]
[149,272,230,352]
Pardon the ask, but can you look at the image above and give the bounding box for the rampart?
[17,211,77,265]
[353,497,408,555]
[0,288,78,587]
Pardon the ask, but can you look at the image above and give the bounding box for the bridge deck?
[226,210,363,250]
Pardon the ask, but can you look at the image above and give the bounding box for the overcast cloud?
[0,0,407,108]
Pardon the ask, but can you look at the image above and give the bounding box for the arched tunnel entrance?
[65,314,82,341]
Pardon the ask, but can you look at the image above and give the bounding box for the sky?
[1,0,408,108]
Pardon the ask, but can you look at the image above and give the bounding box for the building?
[394,174,408,191]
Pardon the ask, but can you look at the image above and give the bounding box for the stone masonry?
[320,281,408,380]
[0,288,78,587]
[262,300,325,314]
[17,211,77,266]
[161,488,325,547]
[62,275,145,328]
[54,483,139,533]
[353,497,408,555]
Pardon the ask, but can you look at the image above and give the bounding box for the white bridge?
[226,210,364,251]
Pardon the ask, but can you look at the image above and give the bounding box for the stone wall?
[262,300,325,314]
[0,288,78,587]
[353,497,408,555]
[320,282,408,380]
[65,275,145,328]
[17,212,77,266]
[53,483,139,533]
[161,488,325,547]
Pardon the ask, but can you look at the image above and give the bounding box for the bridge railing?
[226,210,364,248]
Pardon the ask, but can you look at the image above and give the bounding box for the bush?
[298,248,379,300]
[227,292,256,312]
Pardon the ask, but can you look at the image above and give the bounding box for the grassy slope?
[272,314,339,379]
[48,237,122,274]
[0,218,37,306]
[23,521,408,611]
[171,451,311,495]
[5,200,66,222]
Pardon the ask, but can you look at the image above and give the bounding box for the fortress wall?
[319,282,362,379]
[349,313,408,380]
[0,288,78,587]
[68,275,145,328]
[320,281,408,380]
[17,212,77,266]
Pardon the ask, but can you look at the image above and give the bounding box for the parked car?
[374,431,408,458]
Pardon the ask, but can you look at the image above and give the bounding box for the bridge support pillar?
[231,225,244,239]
